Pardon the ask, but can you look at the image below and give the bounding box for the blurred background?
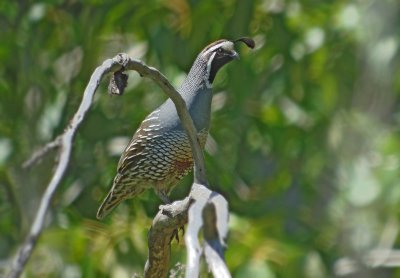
[1,0,400,277]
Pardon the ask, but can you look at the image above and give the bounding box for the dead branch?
[8,55,121,278]
[185,184,230,278]
[8,53,230,278]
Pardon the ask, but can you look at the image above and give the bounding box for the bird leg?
[156,190,172,204]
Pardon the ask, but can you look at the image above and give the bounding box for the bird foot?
[159,204,185,243]
[171,226,185,243]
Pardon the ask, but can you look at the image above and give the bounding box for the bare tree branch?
[143,183,230,278]
[8,53,230,278]
[185,184,230,278]
[8,56,120,278]
[203,195,230,278]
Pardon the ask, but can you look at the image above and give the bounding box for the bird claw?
[171,228,179,242]
[171,226,185,243]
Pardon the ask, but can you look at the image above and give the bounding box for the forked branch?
[8,53,229,278]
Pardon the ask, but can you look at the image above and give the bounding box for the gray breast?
[157,85,213,133]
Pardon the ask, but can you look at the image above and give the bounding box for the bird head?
[198,37,255,85]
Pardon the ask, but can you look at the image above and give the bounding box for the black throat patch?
[208,54,234,84]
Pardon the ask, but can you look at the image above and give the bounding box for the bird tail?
[96,191,123,220]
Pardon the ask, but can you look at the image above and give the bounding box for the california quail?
[97,38,254,219]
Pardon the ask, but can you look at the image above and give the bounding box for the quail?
[97,38,255,219]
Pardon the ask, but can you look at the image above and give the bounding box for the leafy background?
[1,0,400,277]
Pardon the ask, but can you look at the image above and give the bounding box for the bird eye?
[217,47,223,53]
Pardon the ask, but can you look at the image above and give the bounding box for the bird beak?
[230,50,240,60]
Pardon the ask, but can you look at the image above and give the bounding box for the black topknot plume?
[234,37,255,49]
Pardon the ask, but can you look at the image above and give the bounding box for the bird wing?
[116,109,162,174]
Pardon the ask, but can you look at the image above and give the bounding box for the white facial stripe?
[202,41,234,57]
[206,52,216,74]
[204,52,216,88]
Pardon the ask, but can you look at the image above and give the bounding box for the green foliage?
[1,0,400,277]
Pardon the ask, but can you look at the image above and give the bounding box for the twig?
[22,136,61,168]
